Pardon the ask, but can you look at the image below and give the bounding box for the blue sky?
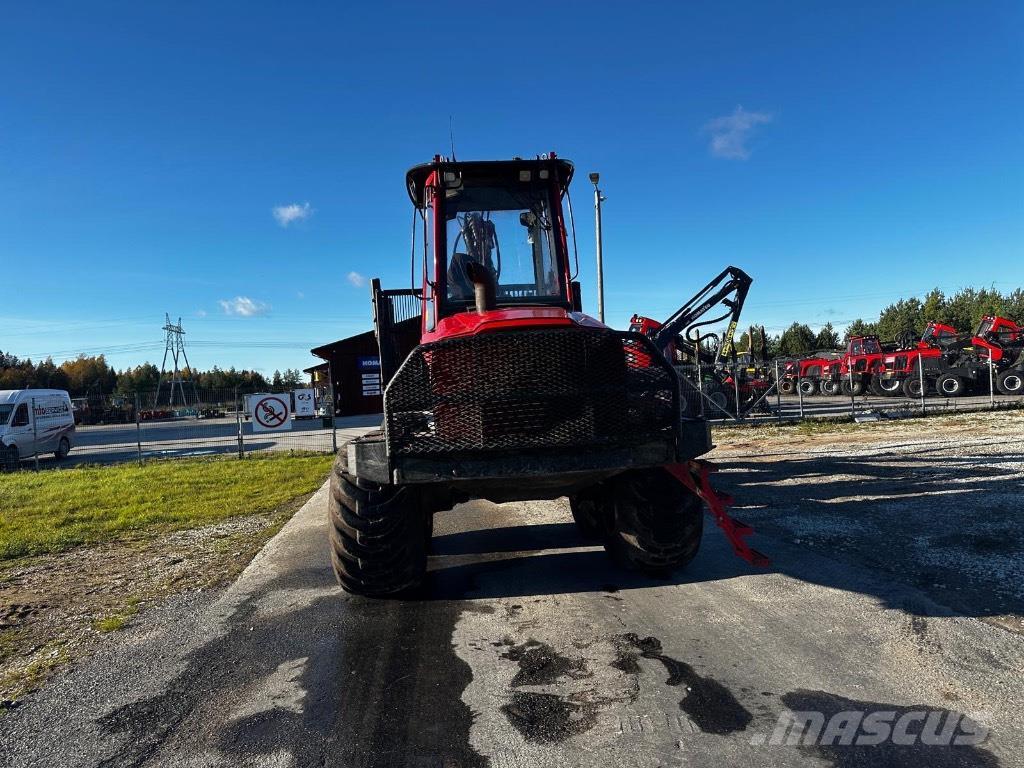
[2,1,1022,374]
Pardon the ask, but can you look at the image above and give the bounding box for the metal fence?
[3,387,382,472]
[5,361,1022,473]
[678,359,1023,423]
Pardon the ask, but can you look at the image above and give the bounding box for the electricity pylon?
[155,314,197,406]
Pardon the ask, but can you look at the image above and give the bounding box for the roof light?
[538,169,550,180]
[519,170,532,181]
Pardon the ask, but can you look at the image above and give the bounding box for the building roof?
[310,329,377,360]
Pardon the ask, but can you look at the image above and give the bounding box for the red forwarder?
[881,316,1024,396]
[328,154,767,596]
[781,336,891,397]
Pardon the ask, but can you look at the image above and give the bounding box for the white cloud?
[296,291,305,300]
[219,296,270,317]
[272,202,313,227]
[347,271,367,288]
[704,106,773,160]
[195,309,208,317]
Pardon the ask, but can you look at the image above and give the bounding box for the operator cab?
[406,155,577,331]
[849,336,882,356]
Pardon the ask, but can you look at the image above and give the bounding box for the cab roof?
[0,389,69,403]
[405,156,574,207]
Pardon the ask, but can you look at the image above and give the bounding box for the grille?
[384,328,679,457]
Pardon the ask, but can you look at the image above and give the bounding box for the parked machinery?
[880,316,1024,397]
[330,154,767,596]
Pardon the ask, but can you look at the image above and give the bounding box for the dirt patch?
[0,491,314,708]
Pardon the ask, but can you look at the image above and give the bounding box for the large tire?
[779,378,796,395]
[840,378,865,396]
[875,377,903,397]
[704,386,731,416]
[819,379,842,396]
[936,373,968,398]
[797,379,818,397]
[902,377,925,398]
[328,445,428,597]
[569,485,611,540]
[605,468,704,575]
[996,369,1024,396]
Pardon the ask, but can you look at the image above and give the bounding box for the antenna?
[449,115,457,161]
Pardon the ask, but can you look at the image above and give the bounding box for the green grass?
[0,454,333,561]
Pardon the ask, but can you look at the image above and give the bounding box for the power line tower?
[155,314,197,406]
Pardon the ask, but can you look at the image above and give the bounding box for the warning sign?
[251,394,292,432]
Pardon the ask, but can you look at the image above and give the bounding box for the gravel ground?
[1,411,1022,767]
[710,410,1024,634]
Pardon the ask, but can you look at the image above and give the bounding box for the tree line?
[4,286,1021,387]
[738,286,1023,358]
[0,351,307,397]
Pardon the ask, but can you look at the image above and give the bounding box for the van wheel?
[55,437,70,461]
[3,445,19,471]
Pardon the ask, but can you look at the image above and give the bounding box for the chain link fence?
[5,359,1022,472]
[3,386,382,471]
[678,358,1023,423]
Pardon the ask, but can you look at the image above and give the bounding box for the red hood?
[422,307,606,343]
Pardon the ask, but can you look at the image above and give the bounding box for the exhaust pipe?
[466,262,496,313]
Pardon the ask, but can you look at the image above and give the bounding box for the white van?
[0,389,76,464]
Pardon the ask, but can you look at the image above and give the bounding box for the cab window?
[12,404,29,427]
[444,186,562,305]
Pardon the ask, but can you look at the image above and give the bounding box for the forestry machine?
[328,154,767,596]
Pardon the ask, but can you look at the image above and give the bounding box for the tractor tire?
[797,379,818,397]
[55,436,70,461]
[819,379,842,396]
[779,379,796,395]
[996,369,1024,396]
[902,377,926,398]
[605,468,704,575]
[327,444,429,597]
[868,376,886,397]
[840,379,865,396]
[704,387,731,416]
[936,373,968,398]
[875,377,903,397]
[569,485,611,540]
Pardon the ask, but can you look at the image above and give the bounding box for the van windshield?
[0,405,13,425]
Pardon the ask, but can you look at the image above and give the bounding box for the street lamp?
[589,172,607,323]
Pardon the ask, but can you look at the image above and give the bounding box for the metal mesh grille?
[385,329,678,457]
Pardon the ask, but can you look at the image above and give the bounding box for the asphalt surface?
[3,462,1021,766]
[20,415,382,469]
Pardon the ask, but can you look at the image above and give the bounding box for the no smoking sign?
[252,394,292,432]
